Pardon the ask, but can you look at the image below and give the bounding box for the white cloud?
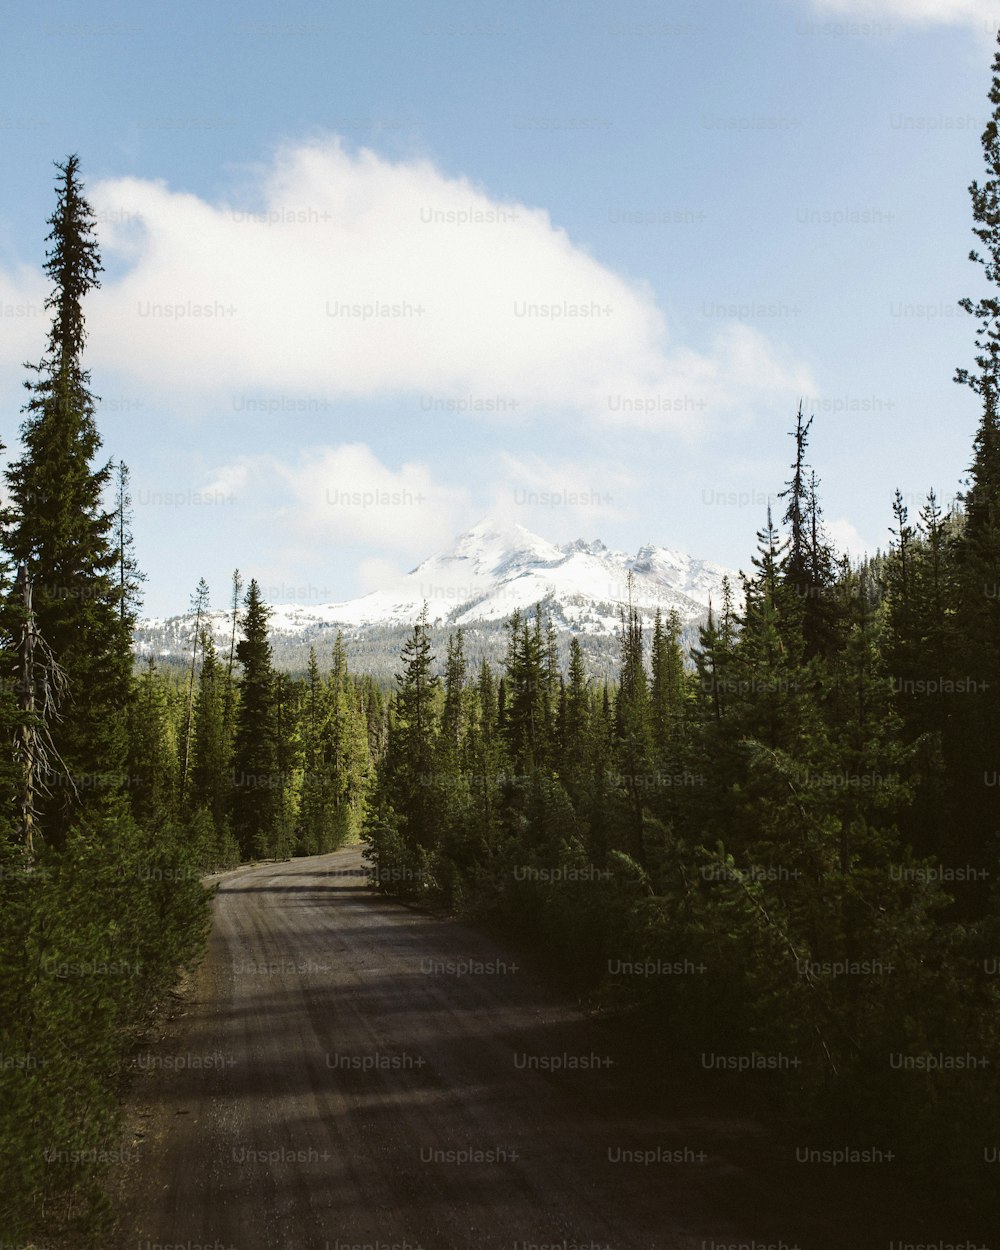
[489,450,632,531]
[205,442,470,562]
[0,137,811,430]
[200,460,251,501]
[826,515,874,557]
[806,0,998,26]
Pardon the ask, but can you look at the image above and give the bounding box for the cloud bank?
[1,138,810,429]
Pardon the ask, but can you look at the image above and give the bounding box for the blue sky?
[1,0,998,615]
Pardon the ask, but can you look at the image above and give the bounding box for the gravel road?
[115,846,935,1250]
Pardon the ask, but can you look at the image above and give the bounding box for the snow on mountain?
[315,516,733,633]
[323,517,567,629]
[135,517,735,662]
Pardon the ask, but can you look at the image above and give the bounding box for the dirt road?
[116,847,903,1250]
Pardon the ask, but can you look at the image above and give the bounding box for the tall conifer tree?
[230,579,278,857]
[3,156,132,846]
[114,460,145,627]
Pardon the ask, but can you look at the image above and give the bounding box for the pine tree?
[433,628,476,898]
[826,562,913,871]
[295,639,371,857]
[439,628,468,768]
[735,506,810,751]
[562,635,590,779]
[298,646,331,855]
[363,610,441,893]
[502,607,552,774]
[893,490,954,740]
[388,608,440,850]
[691,580,737,727]
[190,631,229,835]
[222,567,243,745]
[887,489,915,608]
[468,658,503,854]
[884,489,926,727]
[358,671,387,761]
[180,577,210,803]
[613,576,651,861]
[12,568,72,855]
[3,156,132,847]
[271,671,299,858]
[650,609,687,766]
[917,489,950,666]
[230,579,278,857]
[953,26,1000,694]
[114,460,145,627]
[779,405,812,596]
[543,613,561,766]
[126,658,179,829]
[327,633,371,844]
[688,580,742,841]
[778,414,838,658]
[948,30,1000,907]
[957,27,1000,397]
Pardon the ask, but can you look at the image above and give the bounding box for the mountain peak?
[562,536,608,556]
[440,516,564,571]
[137,518,736,663]
[462,515,538,541]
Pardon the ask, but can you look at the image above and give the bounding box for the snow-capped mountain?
[319,516,731,632]
[135,517,734,674]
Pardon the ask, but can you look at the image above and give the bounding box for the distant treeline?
[132,605,708,684]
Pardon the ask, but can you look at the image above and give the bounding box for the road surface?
[115,847,907,1250]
